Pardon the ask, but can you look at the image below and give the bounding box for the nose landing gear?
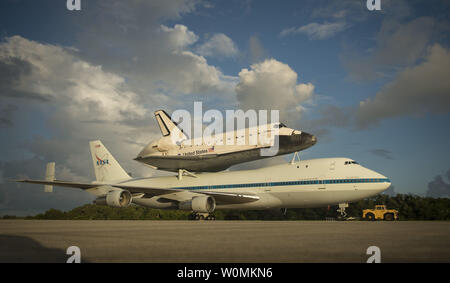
[337,203,349,221]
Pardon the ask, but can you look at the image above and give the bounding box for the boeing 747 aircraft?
[17,140,391,220]
[134,110,317,172]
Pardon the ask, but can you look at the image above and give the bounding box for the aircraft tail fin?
[89,140,131,182]
[154,110,188,141]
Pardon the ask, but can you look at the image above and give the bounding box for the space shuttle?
[134,110,317,172]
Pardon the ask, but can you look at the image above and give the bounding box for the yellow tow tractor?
[363,205,399,221]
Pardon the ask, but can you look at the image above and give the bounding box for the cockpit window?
[345,161,359,165]
[274,123,287,128]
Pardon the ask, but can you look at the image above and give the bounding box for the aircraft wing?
[16,179,99,190]
[16,179,182,196]
[112,185,260,204]
[16,179,260,204]
[138,154,218,161]
[109,184,182,196]
[138,147,270,161]
[197,191,260,204]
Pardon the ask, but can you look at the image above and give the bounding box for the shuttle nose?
[300,132,317,146]
[311,134,317,145]
[281,131,317,151]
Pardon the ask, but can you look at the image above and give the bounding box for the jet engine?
[179,196,216,213]
[94,190,132,208]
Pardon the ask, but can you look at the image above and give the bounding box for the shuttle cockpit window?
[274,123,287,128]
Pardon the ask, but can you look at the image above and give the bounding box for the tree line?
[2,193,449,220]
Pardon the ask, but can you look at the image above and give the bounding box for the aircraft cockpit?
[273,123,287,128]
[345,160,359,165]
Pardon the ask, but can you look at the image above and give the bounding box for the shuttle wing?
[144,154,219,160]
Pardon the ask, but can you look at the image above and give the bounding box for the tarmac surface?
[0,220,449,263]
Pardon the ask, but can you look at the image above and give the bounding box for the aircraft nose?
[300,132,317,146]
[373,172,391,193]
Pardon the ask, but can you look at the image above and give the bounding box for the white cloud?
[235,59,314,117]
[75,2,237,101]
[160,24,199,50]
[0,0,241,215]
[196,33,239,58]
[342,17,436,81]
[0,36,147,123]
[280,22,347,40]
[356,44,450,128]
[248,35,268,63]
[0,36,159,178]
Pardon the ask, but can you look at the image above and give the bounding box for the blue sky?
[0,0,449,215]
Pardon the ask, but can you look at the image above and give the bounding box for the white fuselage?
[121,157,391,210]
[135,123,317,172]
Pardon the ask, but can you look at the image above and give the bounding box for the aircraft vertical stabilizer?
[89,140,131,182]
[154,110,188,142]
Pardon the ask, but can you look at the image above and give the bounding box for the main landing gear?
[188,212,216,221]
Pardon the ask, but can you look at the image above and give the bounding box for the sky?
[0,0,449,216]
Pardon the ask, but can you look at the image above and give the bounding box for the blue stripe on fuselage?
[175,178,391,191]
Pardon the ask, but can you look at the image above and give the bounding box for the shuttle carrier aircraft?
[134,110,317,172]
[17,140,391,220]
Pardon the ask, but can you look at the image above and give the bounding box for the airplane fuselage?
[127,157,391,210]
[18,141,391,215]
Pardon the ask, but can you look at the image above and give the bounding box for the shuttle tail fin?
[89,140,131,182]
[154,110,188,141]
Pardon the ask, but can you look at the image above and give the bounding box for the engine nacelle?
[94,190,132,208]
[179,196,216,213]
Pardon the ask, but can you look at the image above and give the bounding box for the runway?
[0,220,449,263]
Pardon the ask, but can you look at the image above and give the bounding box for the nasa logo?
[95,155,109,166]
